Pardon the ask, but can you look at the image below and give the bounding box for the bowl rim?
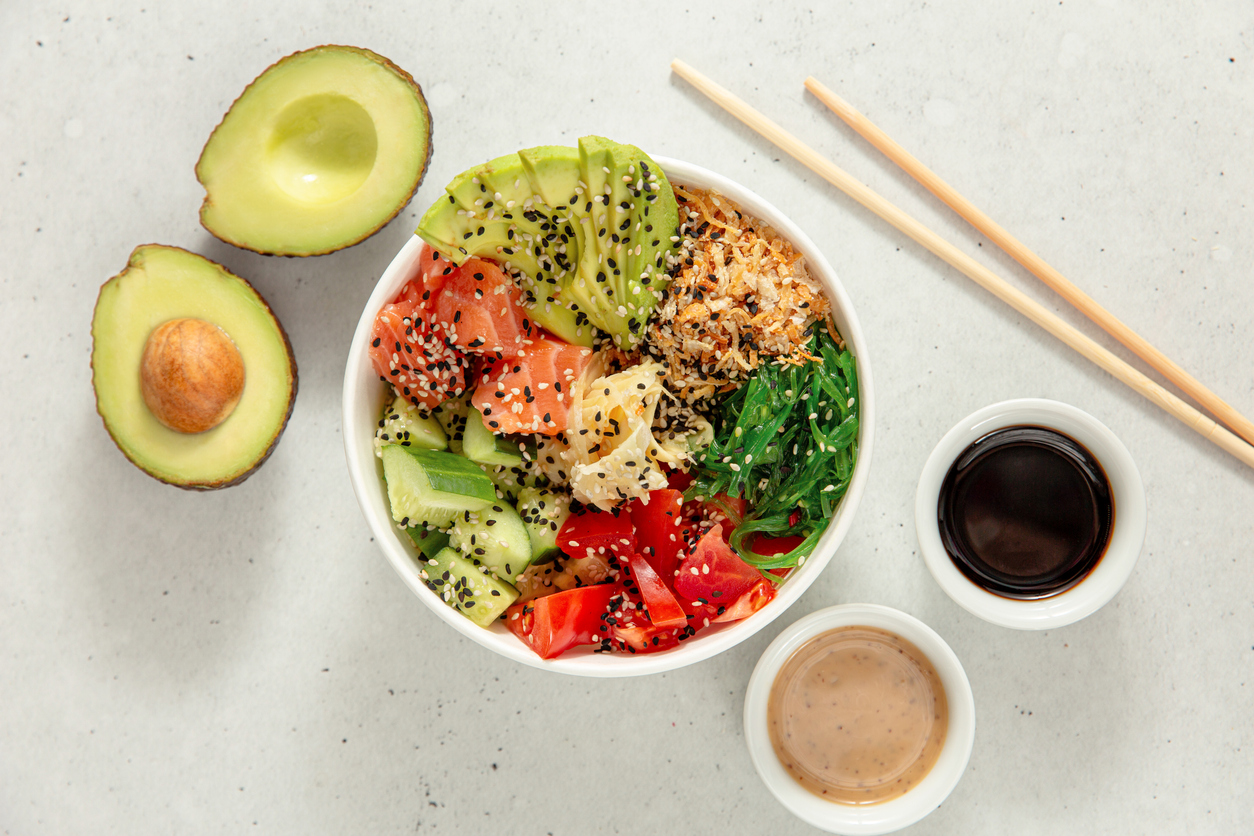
[914,398,1146,630]
[743,603,976,834]
[342,154,876,676]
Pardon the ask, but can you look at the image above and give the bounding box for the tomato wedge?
[504,584,619,660]
[681,493,746,544]
[557,507,636,558]
[628,488,687,584]
[674,525,763,604]
[625,553,687,628]
[751,534,807,556]
[666,468,695,492]
[612,621,684,654]
[610,574,777,652]
[711,578,777,622]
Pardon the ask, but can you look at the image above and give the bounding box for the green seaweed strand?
[687,328,859,573]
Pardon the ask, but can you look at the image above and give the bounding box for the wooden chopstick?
[804,76,1254,449]
[669,58,1254,470]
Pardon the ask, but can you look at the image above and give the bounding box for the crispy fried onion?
[647,185,830,401]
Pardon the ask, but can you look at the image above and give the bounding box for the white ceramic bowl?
[915,399,1145,630]
[343,156,875,676]
[744,604,975,834]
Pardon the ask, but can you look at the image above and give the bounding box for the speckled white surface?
[2,1,1252,833]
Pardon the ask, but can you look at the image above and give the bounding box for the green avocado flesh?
[91,245,297,489]
[415,136,680,348]
[197,45,432,256]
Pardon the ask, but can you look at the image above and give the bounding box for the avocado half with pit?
[197,45,432,257]
[92,245,298,489]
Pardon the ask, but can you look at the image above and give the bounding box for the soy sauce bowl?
[915,399,1146,630]
[744,604,976,835]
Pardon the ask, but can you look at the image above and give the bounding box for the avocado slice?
[197,45,432,257]
[415,137,679,349]
[574,136,679,345]
[416,151,592,346]
[91,245,298,489]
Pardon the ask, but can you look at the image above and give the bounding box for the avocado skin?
[92,245,299,490]
[196,45,433,258]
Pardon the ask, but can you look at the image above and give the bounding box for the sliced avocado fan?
[197,45,432,257]
[415,136,679,349]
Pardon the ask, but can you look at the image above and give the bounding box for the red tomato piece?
[628,489,687,585]
[712,494,748,525]
[674,525,763,605]
[625,553,687,629]
[707,494,748,542]
[711,578,777,622]
[751,534,807,556]
[607,572,780,653]
[504,584,619,660]
[601,582,686,654]
[557,507,636,558]
[747,534,805,580]
[666,468,695,492]
[681,493,747,544]
[611,621,684,654]
[471,335,593,436]
[431,257,534,358]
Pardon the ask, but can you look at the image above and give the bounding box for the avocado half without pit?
[196,45,432,256]
[92,245,298,489]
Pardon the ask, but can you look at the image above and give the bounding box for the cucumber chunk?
[432,395,471,454]
[517,486,571,565]
[407,526,450,559]
[374,395,448,456]
[449,500,533,583]
[462,407,525,467]
[380,445,496,529]
[479,461,545,505]
[419,546,519,627]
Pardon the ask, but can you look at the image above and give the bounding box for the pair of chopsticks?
[670,59,1254,471]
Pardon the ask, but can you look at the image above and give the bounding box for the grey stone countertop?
[2,1,1250,833]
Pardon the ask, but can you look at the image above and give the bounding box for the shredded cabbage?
[526,360,660,509]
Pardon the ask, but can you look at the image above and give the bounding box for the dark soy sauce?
[937,426,1114,599]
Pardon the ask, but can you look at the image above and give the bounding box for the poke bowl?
[343,149,875,676]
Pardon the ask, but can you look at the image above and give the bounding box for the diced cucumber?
[517,486,571,565]
[406,526,451,559]
[380,445,497,529]
[419,546,518,627]
[374,394,448,456]
[479,461,545,505]
[462,407,525,467]
[449,500,533,583]
[432,395,471,454]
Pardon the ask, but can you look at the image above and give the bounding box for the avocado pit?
[140,317,245,434]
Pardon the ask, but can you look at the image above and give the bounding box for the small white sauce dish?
[744,604,976,835]
[915,398,1146,630]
